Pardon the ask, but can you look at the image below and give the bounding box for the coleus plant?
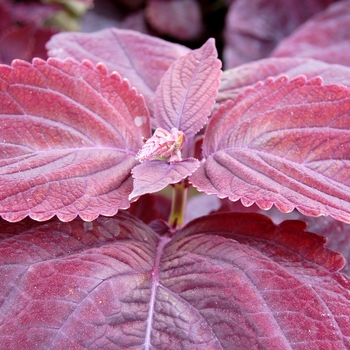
[1,19,350,350]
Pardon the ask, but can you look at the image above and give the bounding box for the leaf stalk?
[169,181,188,228]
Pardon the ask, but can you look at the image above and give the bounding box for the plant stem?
[169,181,188,228]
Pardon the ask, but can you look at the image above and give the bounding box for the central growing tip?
[136,127,186,163]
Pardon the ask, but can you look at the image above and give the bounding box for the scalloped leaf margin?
[190,75,350,223]
[0,58,151,222]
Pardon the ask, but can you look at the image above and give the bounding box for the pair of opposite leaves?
[1,37,350,224]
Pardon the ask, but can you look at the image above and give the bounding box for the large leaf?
[0,212,349,349]
[271,1,350,66]
[46,28,191,113]
[217,57,350,107]
[0,58,150,222]
[154,38,222,137]
[129,158,199,199]
[190,75,350,223]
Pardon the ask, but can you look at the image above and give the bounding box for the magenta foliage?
[130,39,221,198]
[154,38,222,137]
[46,27,190,115]
[0,58,150,222]
[191,75,350,222]
[0,212,349,349]
[1,1,350,348]
[130,158,199,199]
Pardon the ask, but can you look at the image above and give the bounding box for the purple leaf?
[190,75,350,223]
[223,0,334,68]
[0,58,151,222]
[217,57,350,108]
[145,0,204,41]
[154,38,222,137]
[1,212,349,348]
[0,212,160,349]
[130,158,199,199]
[46,28,191,113]
[272,1,350,66]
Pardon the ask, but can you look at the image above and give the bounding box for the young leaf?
[0,58,150,222]
[271,1,350,67]
[154,38,222,137]
[0,212,349,349]
[129,158,199,199]
[46,28,191,113]
[136,127,186,163]
[190,75,350,223]
[217,57,350,107]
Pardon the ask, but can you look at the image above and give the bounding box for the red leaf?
[190,75,350,223]
[154,38,222,137]
[0,212,349,348]
[130,158,199,199]
[0,58,151,222]
[272,1,350,66]
[217,57,350,107]
[46,28,190,113]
